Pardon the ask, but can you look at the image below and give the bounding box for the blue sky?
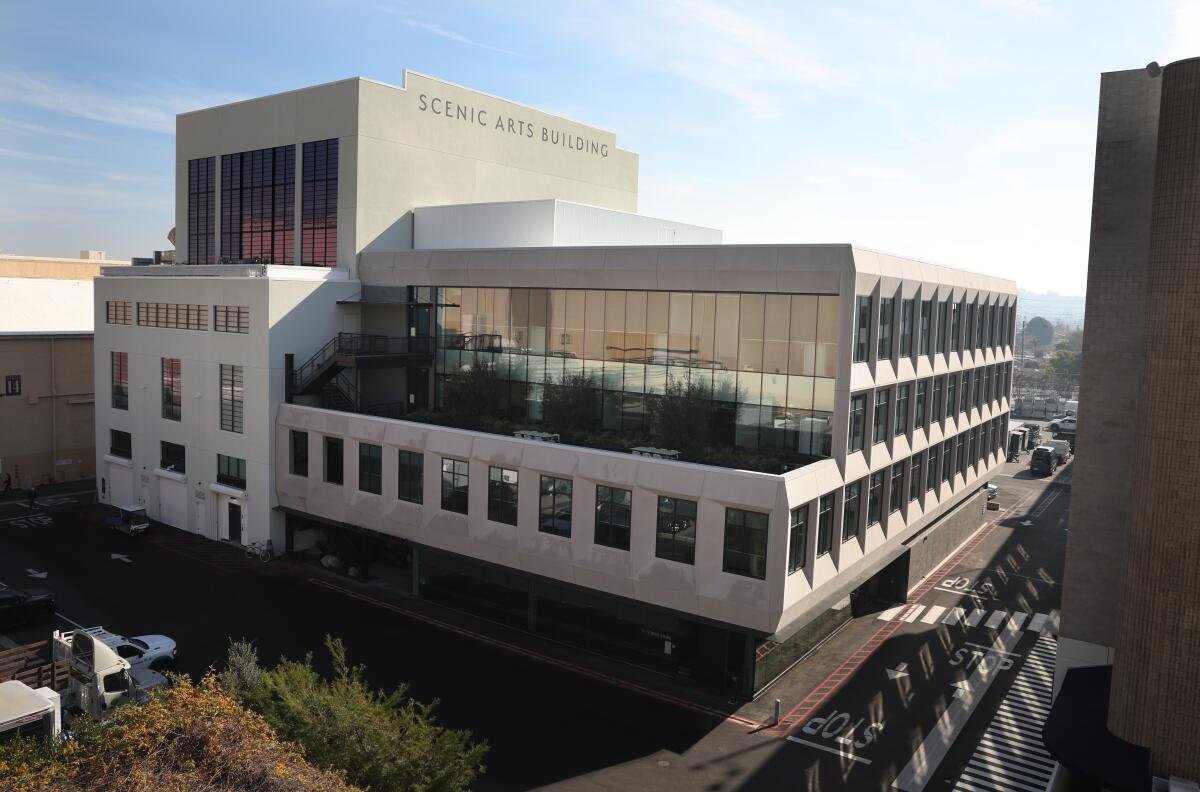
[2,1,1196,295]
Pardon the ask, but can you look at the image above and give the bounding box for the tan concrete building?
[0,252,128,489]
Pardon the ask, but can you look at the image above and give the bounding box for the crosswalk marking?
[952,634,1058,792]
[903,605,927,622]
[985,610,1007,629]
[965,608,987,626]
[878,605,906,621]
[1008,612,1028,631]
[944,607,966,625]
[921,605,947,624]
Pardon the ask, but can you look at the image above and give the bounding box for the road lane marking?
[1007,612,1028,631]
[786,735,872,765]
[878,605,906,621]
[920,605,947,624]
[965,609,987,626]
[984,610,1007,629]
[943,607,966,625]
[1025,613,1048,632]
[903,605,926,622]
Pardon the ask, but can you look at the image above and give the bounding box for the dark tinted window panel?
[302,139,338,267]
[221,145,295,265]
[188,157,215,264]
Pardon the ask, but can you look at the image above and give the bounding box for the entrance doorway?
[227,502,242,544]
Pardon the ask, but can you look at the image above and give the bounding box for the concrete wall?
[0,335,95,486]
[0,254,129,279]
[905,488,986,589]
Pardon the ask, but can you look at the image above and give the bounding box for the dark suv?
[0,584,56,628]
[1030,447,1058,476]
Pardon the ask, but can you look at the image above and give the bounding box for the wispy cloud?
[982,0,1054,16]
[0,146,89,165]
[0,72,242,134]
[0,117,103,142]
[377,6,522,56]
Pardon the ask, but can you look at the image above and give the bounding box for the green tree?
[442,359,503,418]
[649,375,713,458]
[1024,316,1054,348]
[224,637,487,792]
[1046,350,1082,377]
[541,373,600,432]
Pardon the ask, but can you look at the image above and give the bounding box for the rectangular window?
[488,466,519,525]
[656,495,697,565]
[873,389,890,444]
[358,442,382,495]
[910,453,923,501]
[854,296,872,363]
[217,453,246,489]
[221,145,295,264]
[817,494,833,555]
[111,351,128,410]
[161,358,181,421]
[868,472,883,525]
[843,481,862,540]
[788,506,808,574]
[915,380,927,428]
[946,375,958,418]
[539,476,573,537]
[966,301,977,351]
[290,430,308,477]
[919,300,932,355]
[136,303,208,330]
[928,444,939,490]
[441,458,469,514]
[950,302,961,352]
[187,156,215,264]
[942,437,954,482]
[960,371,970,413]
[398,450,423,504]
[219,364,244,433]
[848,393,867,453]
[890,463,904,513]
[324,437,344,485]
[895,384,909,436]
[878,297,894,360]
[160,441,186,474]
[938,300,949,354]
[105,300,132,325]
[957,433,968,478]
[302,138,339,267]
[214,305,250,334]
[932,376,943,423]
[900,299,914,357]
[724,507,768,580]
[110,429,132,459]
[595,485,632,550]
[4,375,19,396]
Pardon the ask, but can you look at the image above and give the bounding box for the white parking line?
[786,735,872,765]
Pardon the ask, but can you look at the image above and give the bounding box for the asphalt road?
[0,460,1071,792]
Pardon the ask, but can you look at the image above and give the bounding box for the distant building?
[0,252,129,488]
[1050,58,1200,786]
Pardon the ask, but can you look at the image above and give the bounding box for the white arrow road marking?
[110,553,132,563]
[891,622,1025,791]
[1020,520,1034,527]
[26,569,46,579]
[887,662,910,680]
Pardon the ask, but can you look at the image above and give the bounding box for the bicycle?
[244,539,274,563]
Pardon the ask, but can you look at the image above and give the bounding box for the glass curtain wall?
[434,288,840,457]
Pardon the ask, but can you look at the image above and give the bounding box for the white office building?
[94,72,1016,698]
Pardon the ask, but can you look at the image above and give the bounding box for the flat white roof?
[0,278,93,336]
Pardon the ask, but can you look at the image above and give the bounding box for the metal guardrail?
[290,333,434,390]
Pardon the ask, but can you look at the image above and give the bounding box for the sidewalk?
[0,479,96,503]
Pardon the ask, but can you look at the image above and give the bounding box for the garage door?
[157,477,187,529]
[108,464,133,506]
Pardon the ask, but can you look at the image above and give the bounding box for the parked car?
[0,584,56,628]
[986,484,999,500]
[1030,446,1059,476]
[1044,439,1072,464]
[72,627,177,672]
[1049,417,1077,435]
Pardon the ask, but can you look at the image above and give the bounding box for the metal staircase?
[288,332,434,414]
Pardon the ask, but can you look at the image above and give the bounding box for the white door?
[194,497,208,537]
[109,465,133,506]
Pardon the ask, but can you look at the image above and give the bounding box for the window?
[942,437,954,482]
[915,380,927,428]
[219,364,244,433]
[927,444,939,490]
[217,454,246,489]
[968,429,978,471]
[105,301,132,325]
[966,301,977,351]
[950,301,961,352]
[111,351,128,410]
[595,485,632,550]
[214,305,249,334]
[160,441,185,474]
[110,429,132,459]
[919,300,932,355]
[900,299,914,357]
[187,156,215,264]
[290,430,308,477]
[656,496,697,565]
[946,375,958,418]
[868,472,884,525]
[788,506,808,574]
[441,458,469,514]
[910,453,923,501]
[938,300,949,354]
[136,303,208,330]
[398,451,423,504]
[4,375,19,396]
[817,494,833,555]
[895,384,909,436]
[854,296,872,363]
[724,508,768,579]
[302,139,339,267]
[878,297,894,360]
[843,481,862,540]
[873,389,890,444]
[488,466,519,525]
[890,464,904,513]
[538,476,573,536]
[932,376,943,423]
[358,442,382,495]
[324,437,343,485]
[957,433,968,478]
[221,145,295,264]
[960,371,970,413]
[161,358,181,421]
[848,393,867,453]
